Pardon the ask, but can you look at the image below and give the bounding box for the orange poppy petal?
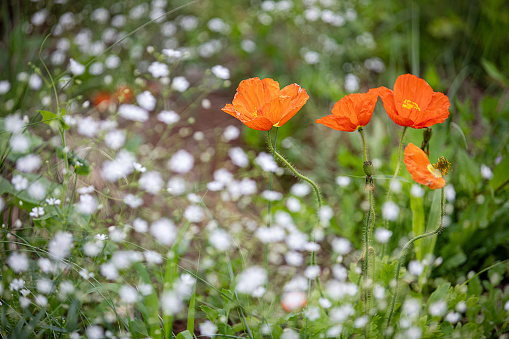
[377,86,414,127]
[277,84,309,127]
[412,91,451,128]
[232,77,280,118]
[242,116,274,131]
[260,95,293,126]
[316,115,358,132]
[393,74,433,118]
[222,104,240,118]
[404,143,445,189]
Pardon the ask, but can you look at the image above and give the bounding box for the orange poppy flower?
[404,143,450,189]
[377,74,450,129]
[222,77,309,131]
[315,88,380,132]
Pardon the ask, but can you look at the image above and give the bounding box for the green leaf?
[426,282,451,308]
[200,305,219,322]
[481,59,508,88]
[491,156,509,192]
[130,319,148,337]
[38,110,69,130]
[176,330,193,339]
[135,263,161,339]
[38,110,58,123]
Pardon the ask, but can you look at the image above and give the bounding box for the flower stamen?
[402,99,421,111]
[429,156,451,177]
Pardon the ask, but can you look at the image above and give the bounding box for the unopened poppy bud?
[363,161,374,177]
[423,127,433,143]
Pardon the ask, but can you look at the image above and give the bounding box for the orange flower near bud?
[377,74,450,129]
[315,89,380,132]
[222,77,309,131]
[404,143,450,189]
[281,291,307,312]
[92,85,133,112]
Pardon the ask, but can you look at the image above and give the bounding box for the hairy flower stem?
[385,187,445,334]
[359,128,368,162]
[359,128,374,318]
[267,129,324,299]
[267,130,322,210]
[386,127,407,204]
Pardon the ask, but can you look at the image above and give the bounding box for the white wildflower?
[211,65,230,79]
[236,266,267,295]
[157,110,180,125]
[382,201,400,221]
[168,150,194,174]
[118,104,149,122]
[172,76,190,92]
[48,232,73,260]
[150,218,177,245]
[8,252,29,272]
[148,61,169,78]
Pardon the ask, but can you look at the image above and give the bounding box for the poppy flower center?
[428,156,451,178]
[402,99,421,111]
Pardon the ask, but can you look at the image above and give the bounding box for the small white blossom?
[209,228,232,251]
[223,125,240,141]
[331,237,351,254]
[255,152,278,172]
[119,285,140,303]
[211,65,230,79]
[382,201,400,221]
[69,58,85,75]
[408,260,424,276]
[429,300,447,317]
[139,171,164,194]
[374,227,392,244]
[16,154,41,173]
[118,104,149,122]
[480,164,493,180]
[228,147,249,168]
[157,110,180,125]
[411,184,425,198]
[133,162,146,172]
[236,266,267,295]
[168,150,194,174]
[8,252,29,272]
[137,91,157,111]
[200,321,218,338]
[148,61,169,78]
[48,232,73,260]
[29,207,45,218]
[150,218,177,245]
[172,76,190,92]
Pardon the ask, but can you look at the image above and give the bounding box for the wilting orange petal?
[404,143,445,189]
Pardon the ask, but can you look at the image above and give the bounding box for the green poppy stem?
[386,126,408,203]
[267,130,322,211]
